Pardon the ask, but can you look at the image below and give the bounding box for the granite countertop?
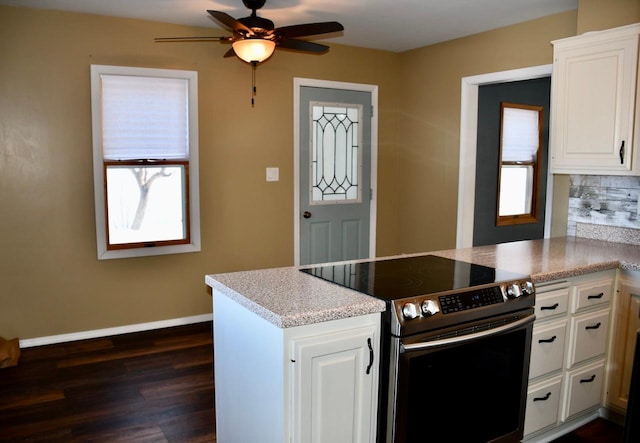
[430,236,640,283]
[206,236,640,329]
[205,267,387,328]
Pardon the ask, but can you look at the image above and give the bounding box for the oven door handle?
[400,314,535,352]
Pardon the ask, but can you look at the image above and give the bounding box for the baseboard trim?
[19,313,213,348]
[524,409,600,442]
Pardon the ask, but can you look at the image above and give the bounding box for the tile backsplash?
[567,175,640,237]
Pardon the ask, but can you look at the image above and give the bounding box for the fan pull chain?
[251,61,257,107]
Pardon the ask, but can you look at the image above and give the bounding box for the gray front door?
[299,87,372,265]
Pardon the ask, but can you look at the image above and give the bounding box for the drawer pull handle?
[366,338,374,375]
[587,292,604,300]
[540,303,559,311]
[538,335,557,344]
[585,322,602,330]
[533,392,551,402]
[620,140,625,164]
[580,374,596,384]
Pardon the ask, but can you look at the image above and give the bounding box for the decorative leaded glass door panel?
[299,87,372,265]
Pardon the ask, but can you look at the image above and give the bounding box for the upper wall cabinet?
[550,23,640,175]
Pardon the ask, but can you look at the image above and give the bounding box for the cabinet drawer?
[535,289,569,320]
[561,360,605,421]
[524,375,562,436]
[572,279,613,313]
[568,309,610,367]
[530,320,568,379]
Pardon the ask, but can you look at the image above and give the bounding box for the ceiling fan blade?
[276,21,343,39]
[278,38,330,54]
[155,36,231,43]
[207,10,253,34]
[224,48,236,58]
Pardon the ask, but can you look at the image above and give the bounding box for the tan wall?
[0,6,401,339]
[577,0,640,33]
[2,2,638,340]
[395,12,578,253]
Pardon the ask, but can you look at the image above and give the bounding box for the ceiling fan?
[155,0,344,65]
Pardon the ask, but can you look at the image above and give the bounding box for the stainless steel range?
[301,254,536,443]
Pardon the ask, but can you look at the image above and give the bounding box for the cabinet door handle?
[585,322,602,330]
[533,392,552,402]
[580,374,596,384]
[538,335,557,344]
[540,303,559,311]
[620,140,625,164]
[587,292,604,300]
[366,338,374,375]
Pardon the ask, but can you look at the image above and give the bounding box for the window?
[91,65,200,259]
[496,102,542,226]
[310,102,363,204]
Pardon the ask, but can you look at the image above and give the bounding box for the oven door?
[387,310,534,443]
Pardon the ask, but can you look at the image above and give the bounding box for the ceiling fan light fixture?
[232,38,276,63]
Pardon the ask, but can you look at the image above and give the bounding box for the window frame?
[496,102,543,227]
[90,64,200,260]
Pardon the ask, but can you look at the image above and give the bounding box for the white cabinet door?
[524,375,563,437]
[534,288,569,321]
[562,360,605,421]
[530,320,568,379]
[550,24,640,174]
[291,325,378,443]
[567,308,610,367]
[572,279,613,313]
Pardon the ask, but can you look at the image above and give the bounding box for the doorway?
[473,77,551,246]
[456,65,554,248]
[293,78,379,266]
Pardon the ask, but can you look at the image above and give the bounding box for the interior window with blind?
[497,102,542,226]
[90,65,200,259]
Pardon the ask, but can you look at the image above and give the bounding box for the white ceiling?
[1,0,577,52]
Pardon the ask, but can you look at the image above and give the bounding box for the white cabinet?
[550,23,640,175]
[213,290,380,443]
[607,271,640,413]
[534,287,570,321]
[524,271,615,441]
[524,281,570,439]
[567,309,610,368]
[562,361,606,420]
[562,274,613,421]
[530,319,568,379]
[291,325,378,443]
[524,375,563,436]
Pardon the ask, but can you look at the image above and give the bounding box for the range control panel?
[400,280,535,320]
[439,286,504,314]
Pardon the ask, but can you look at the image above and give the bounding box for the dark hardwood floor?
[0,322,215,442]
[0,321,626,442]
[550,417,624,443]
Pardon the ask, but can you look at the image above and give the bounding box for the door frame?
[293,78,379,266]
[456,65,554,248]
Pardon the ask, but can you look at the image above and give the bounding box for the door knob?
[303,211,312,219]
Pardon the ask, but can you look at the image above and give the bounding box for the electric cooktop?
[300,254,529,302]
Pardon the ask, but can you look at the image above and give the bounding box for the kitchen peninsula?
[206,236,640,443]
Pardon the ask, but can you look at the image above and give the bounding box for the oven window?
[395,328,529,443]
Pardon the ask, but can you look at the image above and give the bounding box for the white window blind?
[91,64,200,260]
[501,107,539,162]
[101,75,189,160]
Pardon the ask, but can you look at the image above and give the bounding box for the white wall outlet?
[266,167,279,182]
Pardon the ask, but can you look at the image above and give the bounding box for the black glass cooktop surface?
[300,255,528,302]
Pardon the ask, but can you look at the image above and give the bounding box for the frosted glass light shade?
[232,39,276,63]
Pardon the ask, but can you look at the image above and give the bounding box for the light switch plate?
[266,167,279,182]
